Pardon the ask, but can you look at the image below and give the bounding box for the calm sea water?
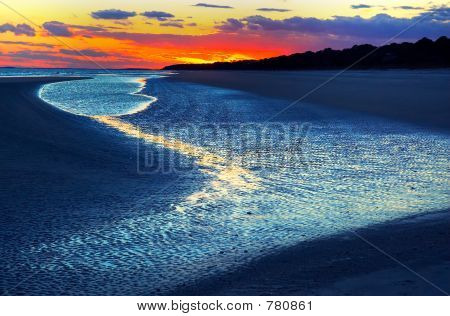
[2,69,449,294]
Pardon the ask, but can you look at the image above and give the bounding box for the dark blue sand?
[0,72,449,295]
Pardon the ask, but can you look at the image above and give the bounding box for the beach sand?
[166,70,450,296]
[1,76,448,295]
[0,77,195,295]
[170,70,450,131]
[172,210,450,296]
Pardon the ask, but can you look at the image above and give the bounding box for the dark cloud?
[91,9,136,20]
[216,18,244,32]
[193,3,233,9]
[0,23,35,36]
[395,6,424,10]
[216,8,450,40]
[0,40,54,48]
[187,22,198,27]
[42,21,107,37]
[257,8,291,12]
[42,21,72,37]
[71,24,105,32]
[59,48,109,57]
[160,22,184,28]
[141,11,175,21]
[417,7,449,21]
[351,4,373,9]
[7,50,64,62]
[4,50,127,68]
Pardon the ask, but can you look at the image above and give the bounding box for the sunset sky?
[0,0,448,68]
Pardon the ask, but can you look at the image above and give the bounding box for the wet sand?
[0,77,192,295]
[170,70,450,131]
[1,76,448,296]
[167,70,450,296]
[172,210,450,296]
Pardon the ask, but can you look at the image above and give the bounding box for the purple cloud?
[42,21,107,37]
[351,4,373,9]
[42,21,72,37]
[59,48,109,57]
[257,8,291,12]
[216,8,450,40]
[0,23,35,36]
[160,22,184,28]
[5,50,133,68]
[216,18,245,32]
[194,3,233,9]
[8,50,68,62]
[0,40,53,48]
[424,7,449,21]
[395,6,424,10]
[91,9,136,20]
[141,11,174,21]
[71,24,105,32]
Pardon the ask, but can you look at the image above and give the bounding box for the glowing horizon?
[0,0,448,69]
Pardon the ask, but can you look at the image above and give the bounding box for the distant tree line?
[164,37,450,70]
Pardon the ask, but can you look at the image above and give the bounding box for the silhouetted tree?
[164,37,450,70]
